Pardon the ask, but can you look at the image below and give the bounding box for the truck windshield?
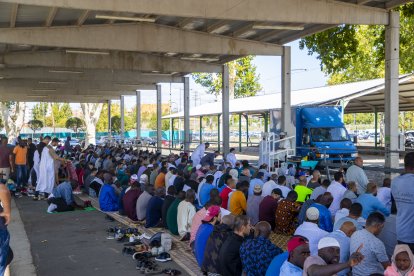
[310,127,350,142]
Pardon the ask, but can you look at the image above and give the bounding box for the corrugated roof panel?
[0,3,13,24]
[53,8,82,25]
[15,4,50,26]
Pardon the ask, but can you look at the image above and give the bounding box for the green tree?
[32,103,49,126]
[299,4,414,84]
[52,103,73,127]
[192,56,262,99]
[28,119,43,135]
[111,115,121,134]
[96,103,134,133]
[65,117,85,137]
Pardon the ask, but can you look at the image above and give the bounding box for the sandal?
[162,269,181,275]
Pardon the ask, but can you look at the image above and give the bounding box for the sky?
[27,40,329,115]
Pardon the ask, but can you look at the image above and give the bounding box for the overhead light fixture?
[141,72,172,76]
[38,81,67,85]
[95,14,156,22]
[252,24,304,31]
[0,76,4,80]
[27,95,48,98]
[66,49,110,55]
[49,70,84,74]
[32,89,57,92]
[181,57,220,62]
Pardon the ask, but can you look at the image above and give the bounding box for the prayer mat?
[47,206,96,214]
[269,232,291,251]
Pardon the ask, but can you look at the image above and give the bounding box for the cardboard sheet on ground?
[47,207,96,214]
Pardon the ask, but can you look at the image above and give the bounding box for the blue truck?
[294,106,357,163]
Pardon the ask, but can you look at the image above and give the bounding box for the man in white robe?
[226,148,237,168]
[36,137,67,199]
[191,142,209,167]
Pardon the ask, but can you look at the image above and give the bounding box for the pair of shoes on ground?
[136,258,160,274]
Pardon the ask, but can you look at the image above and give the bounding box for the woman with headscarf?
[385,244,414,276]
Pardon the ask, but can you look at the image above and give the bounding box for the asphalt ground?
[14,196,189,276]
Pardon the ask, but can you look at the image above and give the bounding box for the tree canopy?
[33,103,73,128]
[299,3,414,85]
[27,119,43,133]
[192,56,262,99]
[65,117,85,134]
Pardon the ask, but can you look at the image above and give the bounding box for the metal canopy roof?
[0,0,410,102]
[163,74,414,118]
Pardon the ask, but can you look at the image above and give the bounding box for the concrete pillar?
[199,116,203,144]
[107,100,112,138]
[238,114,242,151]
[217,115,221,152]
[374,108,378,149]
[156,84,162,150]
[222,65,230,156]
[136,91,141,140]
[281,46,294,138]
[384,11,400,171]
[183,77,190,152]
[120,95,125,138]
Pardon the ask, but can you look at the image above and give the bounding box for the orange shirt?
[154,173,166,189]
[13,146,27,165]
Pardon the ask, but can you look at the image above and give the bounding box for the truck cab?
[295,106,357,162]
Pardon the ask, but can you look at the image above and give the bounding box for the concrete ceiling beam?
[0,51,221,73]
[0,67,184,83]
[0,23,283,56]
[0,0,392,25]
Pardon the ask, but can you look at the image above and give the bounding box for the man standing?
[392,152,414,253]
[13,140,28,190]
[350,212,390,275]
[226,148,237,168]
[191,142,209,167]
[346,157,369,194]
[0,137,13,181]
[36,137,67,199]
[26,138,36,172]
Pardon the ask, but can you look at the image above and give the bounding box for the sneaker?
[14,192,22,198]
[155,252,172,262]
[32,196,39,200]
[157,246,165,255]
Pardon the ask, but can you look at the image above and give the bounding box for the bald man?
[346,157,369,194]
[325,221,357,276]
[240,221,283,276]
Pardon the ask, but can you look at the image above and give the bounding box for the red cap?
[203,206,221,222]
[287,236,309,253]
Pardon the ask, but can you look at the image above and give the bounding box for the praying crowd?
[1,136,414,276]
